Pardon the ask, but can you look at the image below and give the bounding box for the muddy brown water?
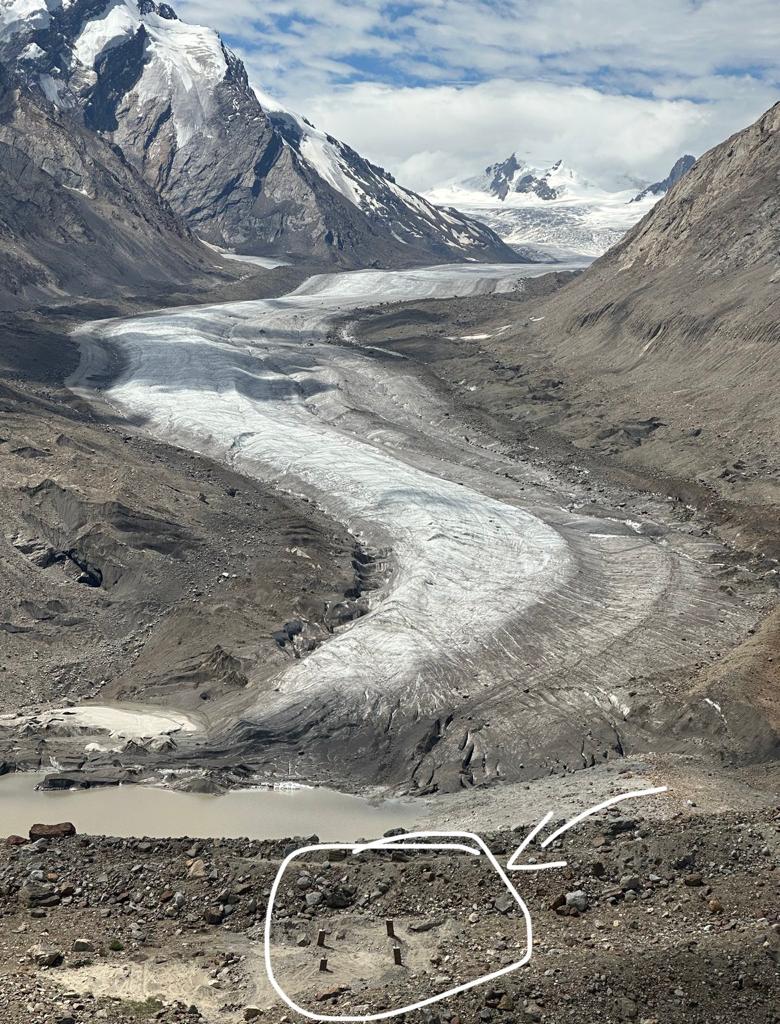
[0,773,418,841]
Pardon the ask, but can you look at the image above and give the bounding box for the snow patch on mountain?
[0,0,54,41]
[72,0,137,65]
[70,0,228,146]
[299,125,365,209]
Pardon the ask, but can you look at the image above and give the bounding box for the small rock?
[566,890,589,912]
[188,859,207,879]
[619,996,638,1020]
[28,944,63,968]
[494,894,515,915]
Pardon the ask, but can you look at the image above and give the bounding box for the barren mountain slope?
[516,102,780,496]
[0,69,219,309]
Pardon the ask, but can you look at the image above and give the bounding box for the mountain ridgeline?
[630,154,696,203]
[0,0,519,308]
[464,154,694,204]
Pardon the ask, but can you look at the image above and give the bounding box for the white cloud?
[275,79,777,190]
[176,0,780,189]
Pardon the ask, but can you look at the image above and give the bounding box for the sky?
[176,0,780,191]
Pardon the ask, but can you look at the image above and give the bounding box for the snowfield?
[426,161,659,258]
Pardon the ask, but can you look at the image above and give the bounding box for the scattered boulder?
[22,881,60,908]
[620,875,642,893]
[494,893,515,915]
[28,822,76,841]
[565,890,589,912]
[27,944,63,968]
[188,858,207,879]
[323,886,355,910]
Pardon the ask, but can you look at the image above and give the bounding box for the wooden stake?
[393,945,402,966]
[385,919,395,938]
[319,956,328,972]
[317,929,327,947]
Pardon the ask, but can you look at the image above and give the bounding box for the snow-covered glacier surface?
[73,264,576,714]
[427,162,658,259]
[68,262,745,786]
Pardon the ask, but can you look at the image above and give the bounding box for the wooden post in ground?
[317,929,327,947]
[319,956,328,972]
[393,945,402,966]
[385,919,395,938]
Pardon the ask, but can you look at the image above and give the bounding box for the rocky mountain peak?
[464,154,581,202]
[0,0,518,268]
[477,154,567,202]
[631,154,696,203]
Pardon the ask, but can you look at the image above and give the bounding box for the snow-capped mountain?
[253,88,516,265]
[0,0,517,268]
[465,155,591,202]
[427,155,696,259]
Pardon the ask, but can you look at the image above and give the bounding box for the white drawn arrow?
[506,785,669,872]
[263,784,669,1022]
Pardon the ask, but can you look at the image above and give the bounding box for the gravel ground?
[0,779,777,1023]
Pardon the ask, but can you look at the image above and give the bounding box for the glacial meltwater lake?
[0,772,418,841]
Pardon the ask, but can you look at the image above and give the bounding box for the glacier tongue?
[73,263,574,716]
